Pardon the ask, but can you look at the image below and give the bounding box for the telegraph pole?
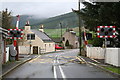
[72,0,81,55]
[78,0,82,55]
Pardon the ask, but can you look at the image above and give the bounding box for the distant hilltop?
[12,12,79,29]
[12,15,46,28]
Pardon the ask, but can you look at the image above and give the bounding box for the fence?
[86,47,120,67]
[105,48,120,67]
[86,47,105,59]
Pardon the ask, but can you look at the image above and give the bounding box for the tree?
[2,8,13,29]
[0,12,2,26]
[80,2,120,47]
[80,2,120,31]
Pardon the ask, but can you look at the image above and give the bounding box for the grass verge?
[103,66,120,74]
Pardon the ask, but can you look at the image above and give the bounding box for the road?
[3,49,118,80]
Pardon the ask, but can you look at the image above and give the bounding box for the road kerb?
[88,62,120,78]
[77,56,120,78]
[1,58,32,78]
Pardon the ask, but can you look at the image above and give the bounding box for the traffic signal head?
[82,32,92,40]
[86,33,92,40]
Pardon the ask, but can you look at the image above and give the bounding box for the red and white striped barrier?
[84,32,88,45]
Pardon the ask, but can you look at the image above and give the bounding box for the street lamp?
[60,22,62,38]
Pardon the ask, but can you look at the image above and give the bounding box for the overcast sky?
[0,0,86,18]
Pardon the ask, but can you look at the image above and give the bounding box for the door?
[33,46,38,54]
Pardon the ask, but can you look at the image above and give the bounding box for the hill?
[32,12,79,29]
[12,12,79,29]
[12,15,46,28]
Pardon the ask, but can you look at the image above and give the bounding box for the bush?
[88,37,103,47]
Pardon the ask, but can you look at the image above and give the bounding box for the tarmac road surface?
[3,49,118,80]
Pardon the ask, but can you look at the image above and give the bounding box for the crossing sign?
[97,26,116,38]
[8,29,23,39]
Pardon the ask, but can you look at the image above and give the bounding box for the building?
[0,27,9,64]
[62,29,79,49]
[19,22,55,54]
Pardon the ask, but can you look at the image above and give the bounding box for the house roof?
[52,38,62,43]
[31,30,54,42]
[0,27,9,38]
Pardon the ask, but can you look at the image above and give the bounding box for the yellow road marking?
[29,55,41,63]
[76,57,86,64]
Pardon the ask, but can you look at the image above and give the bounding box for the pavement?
[78,56,120,79]
[1,54,38,78]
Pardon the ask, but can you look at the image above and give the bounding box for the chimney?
[24,21,31,30]
[39,25,44,32]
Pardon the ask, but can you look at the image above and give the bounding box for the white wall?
[105,48,120,67]
[86,47,105,59]
[19,46,29,54]
[6,47,9,62]
[86,47,120,67]
[44,42,55,53]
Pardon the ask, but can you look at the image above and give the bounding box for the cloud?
[1,0,78,2]
[1,2,81,18]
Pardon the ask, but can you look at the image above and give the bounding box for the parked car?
[55,44,64,49]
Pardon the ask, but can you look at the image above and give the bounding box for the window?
[63,37,65,41]
[45,44,46,47]
[31,34,35,40]
[49,44,51,47]
[27,34,35,40]
[27,34,30,40]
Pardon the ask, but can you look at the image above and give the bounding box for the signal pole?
[15,15,20,60]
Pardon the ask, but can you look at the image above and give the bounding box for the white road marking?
[57,58,67,80]
[78,56,87,63]
[53,60,58,80]
[91,58,100,64]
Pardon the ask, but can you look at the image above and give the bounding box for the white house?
[19,22,55,54]
[62,29,79,49]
